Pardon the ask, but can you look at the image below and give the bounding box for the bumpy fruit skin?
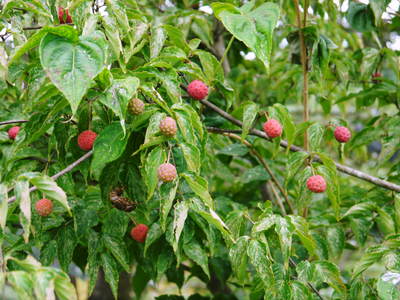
[306,175,327,193]
[158,163,177,182]
[65,9,72,23]
[334,126,351,143]
[187,80,209,100]
[128,98,145,115]
[58,7,72,24]
[78,130,97,151]
[58,7,64,24]
[130,224,149,243]
[159,117,177,137]
[35,198,53,217]
[8,126,20,140]
[263,119,282,138]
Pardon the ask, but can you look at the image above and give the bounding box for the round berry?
[306,175,327,193]
[8,126,20,140]
[128,98,145,115]
[58,7,65,24]
[35,198,53,217]
[77,130,97,151]
[334,126,351,143]
[130,224,149,243]
[158,163,177,182]
[187,80,209,100]
[65,9,72,24]
[372,72,382,83]
[159,117,177,137]
[263,119,282,139]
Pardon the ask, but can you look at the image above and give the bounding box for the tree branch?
[294,0,309,151]
[213,130,294,215]
[0,120,28,126]
[8,151,93,203]
[202,100,400,192]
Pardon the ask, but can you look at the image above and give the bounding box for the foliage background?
[0,0,400,299]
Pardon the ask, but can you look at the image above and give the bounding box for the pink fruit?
[187,80,209,100]
[8,126,20,140]
[159,117,177,137]
[334,126,351,143]
[263,119,282,138]
[130,224,149,243]
[77,130,97,151]
[158,163,177,182]
[35,198,53,216]
[306,175,327,193]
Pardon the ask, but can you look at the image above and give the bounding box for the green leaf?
[252,215,276,234]
[229,236,249,284]
[150,24,167,59]
[190,198,232,241]
[172,201,189,252]
[195,50,224,83]
[9,25,79,65]
[103,235,130,272]
[7,271,34,299]
[57,225,77,272]
[241,165,270,184]
[370,0,390,26]
[346,2,375,32]
[0,184,7,230]
[53,269,78,300]
[183,238,210,278]
[353,245,388,277]
[272,103,296,146]
[101,253,119,299]
[179,143,201,174]
[30,175,70,214]
[99,77,140,134]
[376,208,396,237]
[327,226,345,259]
[286,151,308,183]
[160,180,179,231]
[212,1,280,71]
[218,144,248,156]
[308,123,325,152]
[247,239,271,284]
[144,147,166,200]
[181,173,213,209]
[144,223,163,256]
[241,102,259,140]
[39,31,107,115]
[91,123,129,180]
[163,25,190,54]
[275,216,294,269]
[377,272,400,300]
[16,180,30,243]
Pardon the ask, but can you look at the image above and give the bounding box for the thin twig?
[8,151,93,203]
[202,101,400,192]
[289,257,324,300]
[294,0,309,152]
[218,131,293,215]
[0,120,28,126]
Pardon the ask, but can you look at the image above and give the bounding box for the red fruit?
[35,198,53,217]
[65,9,72,24]
[372,72,382,83]
[334,126,351,143]
[128,98,145,115]
[159,117,177,137]
[58,7,65,24]
[263,119,282,138]
[130,224,149,243]
[77,130,97,151]
[187,80,209,100]
[306,175,326,193]
[8,126,20,140]
[158,163,177,182]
